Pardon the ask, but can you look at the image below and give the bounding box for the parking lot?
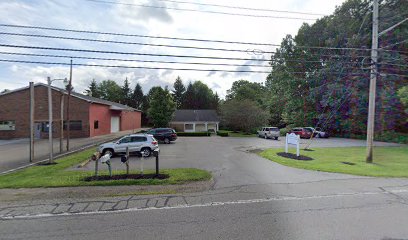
[85,135,403,189]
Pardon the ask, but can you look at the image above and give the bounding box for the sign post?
[286,133,300,156]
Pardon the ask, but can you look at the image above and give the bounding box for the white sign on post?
[285,133,300,156]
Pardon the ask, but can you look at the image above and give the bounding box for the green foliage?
[147,87,176,127]
[217,130,229,137]
[181,81,218,109]
[264,0,407,136]
[280,128,290,136]
[131,83,144,110]
[221,99,268,133]
[226,80,266,106]
[172,76,186,109]
[176,132,210,136]
[398,86,408,113]
[121,78,132,106]
[97,80,123,103]
[84,79,100,98]
[260,147,408,177]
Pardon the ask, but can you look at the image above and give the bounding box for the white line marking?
[1,190,399,220]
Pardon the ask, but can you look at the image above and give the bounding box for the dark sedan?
[146,128,177,144]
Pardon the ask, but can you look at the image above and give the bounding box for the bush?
[280,128,290,136]
[176,132,210,136]
[217,130,229,137]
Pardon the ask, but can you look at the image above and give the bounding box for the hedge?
[217,130,229,137]
[176,132,210,136]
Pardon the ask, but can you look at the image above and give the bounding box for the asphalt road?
[1,136,407,239]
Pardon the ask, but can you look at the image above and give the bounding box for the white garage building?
[169,110,220,133]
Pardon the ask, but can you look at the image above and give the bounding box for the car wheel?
[317,133,321,138]
[264,134,268,139]
[274,137,278,140]
[103,149,114,157]
[164,138,170,144]
[141,147,151,157]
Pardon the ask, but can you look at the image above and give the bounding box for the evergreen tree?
[172,76,186,109]
[97,80,122,103]
[121,78,132,105]
[84,79,100,98]
[181,82,195,109]
[131,83,144,109]
[147,87,176,127]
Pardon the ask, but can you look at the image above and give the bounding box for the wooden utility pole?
[66,59,73,151]
[29,82,34,163]
[60,92,64,153]
[366,0,379,163]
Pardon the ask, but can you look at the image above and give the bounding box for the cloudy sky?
[0,0,346,98]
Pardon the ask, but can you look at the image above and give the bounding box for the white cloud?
[0,0,347,97]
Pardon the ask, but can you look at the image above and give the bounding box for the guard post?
[153,149,160,177]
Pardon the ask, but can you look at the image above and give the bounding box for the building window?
[41,122,54,133]
[0,120,15,131]
[94,120,99,129]
[185,124,194,130]
[63,120,82,131]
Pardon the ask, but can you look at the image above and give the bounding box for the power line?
[0,51,271,68]
[0,58,271,73]
[84,0,319,20]
[0,58,377,76]
[1,23,404,54]
[144,0,325,16]
[0,31,274,54]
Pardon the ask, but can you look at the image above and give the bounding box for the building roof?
[171,109,219,122]
[0,83,140,112]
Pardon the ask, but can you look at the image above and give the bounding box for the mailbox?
[121,155,128,163]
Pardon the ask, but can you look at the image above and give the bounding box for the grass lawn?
[0,149,212,188]
[259,146,408,177]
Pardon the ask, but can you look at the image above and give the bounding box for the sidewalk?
[0,129,145,174]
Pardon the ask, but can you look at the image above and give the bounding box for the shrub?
[280,128,290,136]
[217,130,229,137]
[176,132,210,136]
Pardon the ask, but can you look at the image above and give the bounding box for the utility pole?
[47,77,54,164]
[29,82,34,163]
[66,59,73,151]
[60,92,64,153]
[366,0,379,163]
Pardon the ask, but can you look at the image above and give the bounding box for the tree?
[221,99,268,133]
[147,87,176,127]
[181,81,216,109]
[131,83,144,109]
[121,78,132,106]
[172,76,185,109]
[98,80,122,103]
[398,86,408,114]
[84,79,100,97]
[226,80,266,106]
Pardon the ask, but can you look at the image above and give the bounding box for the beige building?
[169,110,219,133]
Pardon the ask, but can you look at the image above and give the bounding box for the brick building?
[0,83,141,139]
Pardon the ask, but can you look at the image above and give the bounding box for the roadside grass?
[259,146,408,177]
[0,149,212,188]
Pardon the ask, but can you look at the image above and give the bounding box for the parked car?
[146,128,177,144]
[258,127,280,140]
[304,127,330,138]
[289,127,313,139]
[98,134,158,157]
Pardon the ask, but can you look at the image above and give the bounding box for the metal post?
[366,0,379,163]
[47,77,54,164]
[155,154,159,176]
[29,82,34,163]
[60,92,64,153]
[66,59,73,151]
[126,147,129,175]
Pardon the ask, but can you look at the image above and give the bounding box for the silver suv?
[258,127,280,140]
[98,134,159,157]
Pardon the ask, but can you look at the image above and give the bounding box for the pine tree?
[147,87,176,127]
[131,83,144,109]
[172,76,186,109]
[84,79,100,98]
[122,78,131,105]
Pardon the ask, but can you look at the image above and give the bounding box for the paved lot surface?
[0,136,407,239]
[0,129,142,173]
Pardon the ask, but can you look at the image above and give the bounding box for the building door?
[111,116,120,133]
[34,123,41,139]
